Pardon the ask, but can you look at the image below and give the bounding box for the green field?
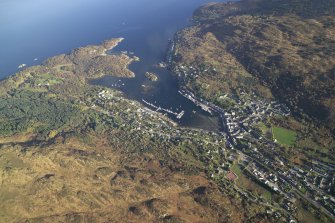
[272,126,297,146]
[231,163,243,177]
[262,190,272,201]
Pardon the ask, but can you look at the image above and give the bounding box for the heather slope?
[173,0,335,158]
[0,39,275,223]
[195,0,335,129]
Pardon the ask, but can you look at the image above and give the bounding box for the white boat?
[18,64,26,69]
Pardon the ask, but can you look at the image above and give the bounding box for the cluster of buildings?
[96,90,224,148]
[222,98,289,144]
[219,93,334,218]
[176,81,334,220]
[97,85,335,220]
[167,38,335,220]
[173,62,217,83]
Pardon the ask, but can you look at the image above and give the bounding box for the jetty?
[142,99,184,119]
[178,89,212,114]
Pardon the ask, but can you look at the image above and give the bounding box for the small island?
[144,72,158,81]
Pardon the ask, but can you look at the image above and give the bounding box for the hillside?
[193,0,335,125]
[0,39,277,223]
[173,0,335,160]
[1,1,335,221]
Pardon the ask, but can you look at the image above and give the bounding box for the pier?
[178,89,213,114]
[166,39,176,65]
[142,99,185,119]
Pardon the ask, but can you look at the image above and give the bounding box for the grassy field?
[231,164,273,202]
[262,190,272,201]
[272,126,297,146]
[231,163,243,177]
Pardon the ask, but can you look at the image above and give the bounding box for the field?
[272,126,297,146]
[231,163,243,177]
[231,163,273,202]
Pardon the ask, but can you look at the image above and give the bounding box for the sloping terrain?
[173,0,335,158]
[175,0,335,129]
[0,136,247,223]
[0,39,276,223]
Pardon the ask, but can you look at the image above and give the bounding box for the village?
[89,32,335,219]
[92,83,335,222]
[171,61,335,221]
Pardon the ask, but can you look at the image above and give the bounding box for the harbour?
[0,0,224,132]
